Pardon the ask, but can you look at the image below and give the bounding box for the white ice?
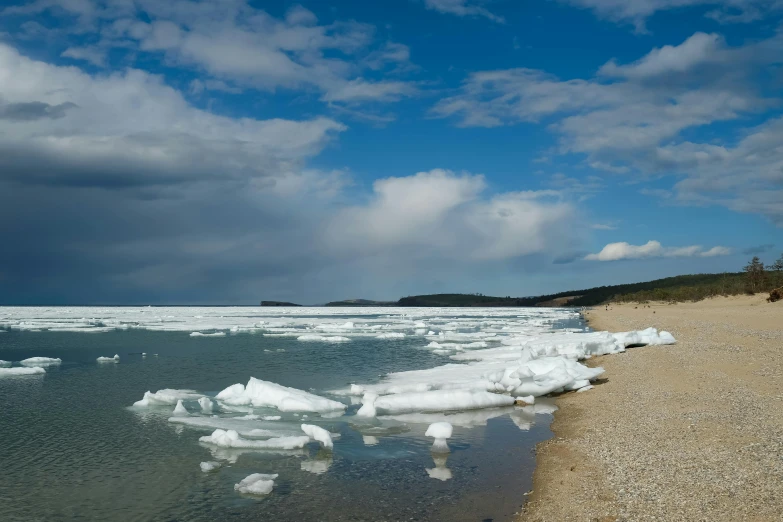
[20,357,61,367]
[190,332,226,337]
[0,366,45,376]
[198,397,214,413]
[199,429,310,450]
[0,360,10,367]
[425,422,453,452]
[234,473,278,495]
[169,416,300,437]
[374,390,515,414]
[297,335,351,342]
[96,354,120,363]
[200,461,221,472]
[133,389,202,407]
[172,400,189,416]
[301,424,333,450]
[215,378,345,413]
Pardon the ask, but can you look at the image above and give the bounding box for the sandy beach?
[521,294,783,522]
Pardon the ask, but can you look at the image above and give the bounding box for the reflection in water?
[301,451,333,474]
[363,435,379,446]
[426,454,452,482]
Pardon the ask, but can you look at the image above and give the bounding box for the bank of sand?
[521,294,783,522]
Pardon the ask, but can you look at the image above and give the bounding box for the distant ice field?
[0,306,673,521]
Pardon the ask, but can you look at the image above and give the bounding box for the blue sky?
[0,0,782,304]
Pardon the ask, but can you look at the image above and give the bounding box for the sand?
[520,294,783,522]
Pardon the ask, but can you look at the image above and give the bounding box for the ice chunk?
[425,422,453,452]
[0,366,45,376]
[20,357,61,367]
[200,461,221,472]
[349,384,365,395]
[612,327,676,347]
[376,332,405,339]
[215,378,345,413]
[424,422,453,439]
[297,335,350,342]
[168,416,298,437]
[576,384,594,393]
[0,360,10,368]
[355,392,378,418]
[234,473,278,496]
[198,397,214,413]
[172,400,189,416]
[190,331,226,337]
[96,354,120,363]
[301,424,333,450]
[199,429,310,450]
[132,389,202,407]
[262,415,281,421]
[374,390,515,414]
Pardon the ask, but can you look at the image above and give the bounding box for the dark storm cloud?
[0,101,78,121]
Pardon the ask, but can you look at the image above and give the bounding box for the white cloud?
[2,0,418,105]
[556,0,783,30]
[432,30,783,224]
[424,0,505,22]
[0,43,345,191]
[585,240,732,261]
[61,45,107,66]
[325,169,578,261]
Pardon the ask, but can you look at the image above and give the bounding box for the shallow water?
[0,307,581,521]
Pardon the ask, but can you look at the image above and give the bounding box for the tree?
[770,253,783,272]
[744,256,766,292]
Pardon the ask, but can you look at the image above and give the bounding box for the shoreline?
[520,294,783,521]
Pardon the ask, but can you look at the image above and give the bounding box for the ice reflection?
[300,451,333,474]
[426,454,452,482]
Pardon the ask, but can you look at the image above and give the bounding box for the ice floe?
[190,332,226,337]
[301,424,334,450]
[199,429,310,450]
[20,357,61,367]
[133,389,202,407]
[0,366,45,376]
[200,461,221,472]
[96,354,120,363]
[297,335,351,342]
[234,473,278,495]
[198,397,214,413]
[215,378,345,413]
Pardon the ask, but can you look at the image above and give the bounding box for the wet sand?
[520,294,783,522]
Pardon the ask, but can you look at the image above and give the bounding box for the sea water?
[0,307,584,521]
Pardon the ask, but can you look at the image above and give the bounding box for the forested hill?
[396,272,780,307]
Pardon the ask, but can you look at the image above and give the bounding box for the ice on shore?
[20,357,61,367]
[172,400,189,416]
[215,378,346,413]
[234,473,278,495]
[425,422,453,452]
[133,389,202,407]
[198,397,214,413]
[200,461,221,472]
[199,429,310,450]
[301,424,334,449]
[97,354,120,363]
[0,366,45,376]
[613,327,676,347]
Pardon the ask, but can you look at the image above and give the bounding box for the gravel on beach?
[520,294,783,522]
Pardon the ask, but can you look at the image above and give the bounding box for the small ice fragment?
[234,473,278,496]
[200,461,221,472]
[425,422,453,453]
[261,415,281,421]
[173,400,189,416]
[376,332,405,339]
[301,424,333,450]
[350,384,365,395]
[20,357,61,367]
[576,385,594,393]
[97,354,120,363]
[190,332,225,337]
[199,429,310,450]
[198,397,214,413]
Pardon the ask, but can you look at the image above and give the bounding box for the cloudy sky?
[1,0,782,304]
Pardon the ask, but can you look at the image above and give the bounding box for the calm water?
[0,308,579,521]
